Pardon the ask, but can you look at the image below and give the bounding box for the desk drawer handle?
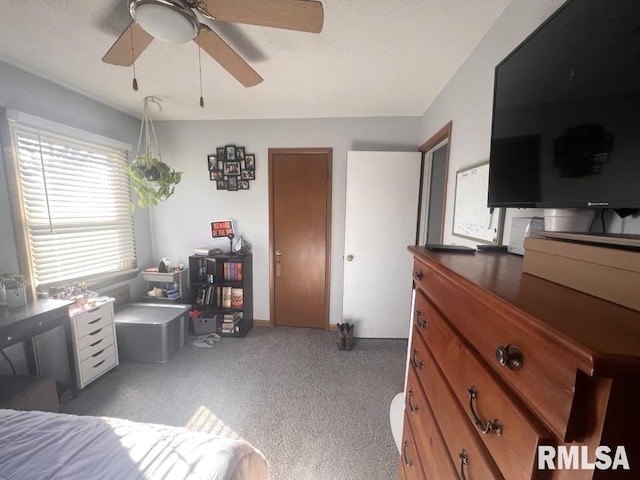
[416,310,428,328]
[88,328,103,336]
[408,388,419,413]
[402,440,413,467]
[458,450,468,480]
[495,344,523,370]
[92,359,106,369]
[467,386,502,436]
[88,316,103,325]
[411,348,424,370]
[413,270,424,281]
[89,338,104,348]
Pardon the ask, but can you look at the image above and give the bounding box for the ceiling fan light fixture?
[130,0,199,44]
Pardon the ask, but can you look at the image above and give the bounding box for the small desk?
[0,299,77,393]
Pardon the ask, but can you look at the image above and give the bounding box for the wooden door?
[269,148,331,328]
[342,151,421,338]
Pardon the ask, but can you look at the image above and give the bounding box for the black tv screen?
[488,0,640,209]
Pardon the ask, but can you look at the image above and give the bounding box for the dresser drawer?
[399,414,427,480]
[412,257,578,440]
[405,366,458,480]
[411,331,504,479]
[78,333,115,362]
[414,292,551,480]
[79,344,116,384]
[76,323,113,351]
[75,308,114,338]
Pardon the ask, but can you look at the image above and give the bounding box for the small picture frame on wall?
[216,147,226,161]
[224,161,241,176]
[238,180,250,190]
[225,145,236,161]
[241,169,255,180]
[210,170,223,181]
[228,176,239,191]
[244,154,255,169]
[216,179,228,190]
[207,155,217,171]
[235,146,245,160]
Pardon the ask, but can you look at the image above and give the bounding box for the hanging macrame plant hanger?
[126,97,182,207]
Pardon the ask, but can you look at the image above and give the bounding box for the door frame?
[416,121,452,245]
[268,148,333,328]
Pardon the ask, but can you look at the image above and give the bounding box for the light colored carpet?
[61,326,407,480]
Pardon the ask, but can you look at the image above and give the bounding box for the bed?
[0,409,271,480]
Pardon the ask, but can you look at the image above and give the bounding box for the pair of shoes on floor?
[336,323,354,350]
[192,333,221,348]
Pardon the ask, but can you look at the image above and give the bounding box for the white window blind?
[9,122,136,287]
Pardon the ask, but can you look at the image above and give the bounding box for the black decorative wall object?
[208,145,255,191]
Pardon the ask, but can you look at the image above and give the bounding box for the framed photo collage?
[208,145,256,191]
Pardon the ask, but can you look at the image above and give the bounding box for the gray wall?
[419,0,640,246]
[151,118,421,323]
[0,61,153,292]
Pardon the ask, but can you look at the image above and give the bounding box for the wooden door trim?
[416,121,452,244]
[268,147,333,329]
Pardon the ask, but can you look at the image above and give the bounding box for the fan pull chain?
[198,40,205,108]
[130,27,139,91]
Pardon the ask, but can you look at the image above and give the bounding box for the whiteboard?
[452,162,502,243]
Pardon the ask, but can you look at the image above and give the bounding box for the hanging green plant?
[125,153,182,207]
[125,97,182,208]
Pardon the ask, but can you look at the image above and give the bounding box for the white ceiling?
[0,0,512,121]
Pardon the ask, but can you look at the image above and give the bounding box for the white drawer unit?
[70,300,119,389]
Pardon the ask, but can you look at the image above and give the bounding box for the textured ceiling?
[0,0,512,120]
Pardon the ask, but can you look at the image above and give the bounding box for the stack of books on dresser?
[220,312,242,334]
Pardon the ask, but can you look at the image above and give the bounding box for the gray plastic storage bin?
[115,303,190,363]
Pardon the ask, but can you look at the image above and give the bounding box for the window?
[7,113,136,289]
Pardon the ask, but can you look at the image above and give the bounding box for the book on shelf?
[222,262,243,281]
[221,286,232,309]
[230,288,243,308]
[220,312,242,323]
[221,324,240,334]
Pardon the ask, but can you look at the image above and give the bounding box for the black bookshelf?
[188,253,253,337]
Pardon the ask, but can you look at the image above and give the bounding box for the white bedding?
[0,409,270,480]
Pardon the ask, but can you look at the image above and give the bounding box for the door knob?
[346,254,354,262]
[276,249,283,256]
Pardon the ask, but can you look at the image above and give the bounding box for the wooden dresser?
[399,246,640,480]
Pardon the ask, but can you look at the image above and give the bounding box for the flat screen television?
[488,0,640,210]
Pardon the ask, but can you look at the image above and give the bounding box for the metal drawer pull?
[495,344,523,370]
[408,388,419,413]
[402,440,413,467]
[413,270,424,281]
[467,386,502,436]
[411,348,424,369]
[458,450,468,480]
[416,310,428,328]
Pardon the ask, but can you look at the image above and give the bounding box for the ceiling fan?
[102,0,324,88]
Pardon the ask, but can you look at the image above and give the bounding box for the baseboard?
[253,319,272,327]
[328,323,337,331]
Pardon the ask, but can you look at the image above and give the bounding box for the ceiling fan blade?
[204,0,323,33]
[196,28,263,88]
[102,22,154,66]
